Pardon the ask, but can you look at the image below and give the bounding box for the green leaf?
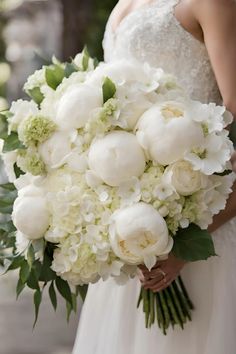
[16,278,25,299]
[14,163,25,178]
[77,285,88,302]
[0,205,13,214]
[93,57,99,69]
[39,252,56,282]
[82,47,90,71]
[102,77,116,103]
[0,113,8,139]
[172,224,217,262]
[215,170,232,176]
[3,132,25,152]
[7,256,24,271]
[0,221,16,233]
[0,183,16,191]
[55,277,73,306]
[49,282,57,311]
[27,87,44,105]
[64,62,79,78]
[33,290,42,328]
[45,65,65,90]
[20,260,30,284]
[27,244,35,270]
[27,269,40,291]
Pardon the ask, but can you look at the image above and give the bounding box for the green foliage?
[45,64,65,90]
[172,224,217,262]
[102,77,116,103]
[27,87,44,105]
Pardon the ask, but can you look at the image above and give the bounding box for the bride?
[73,1,236,353]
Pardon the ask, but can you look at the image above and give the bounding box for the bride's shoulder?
[185,0,236,24]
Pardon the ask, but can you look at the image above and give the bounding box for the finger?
[152,279,174,293]
[142,275,165,288]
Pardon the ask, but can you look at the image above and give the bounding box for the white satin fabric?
[73,1,236,353]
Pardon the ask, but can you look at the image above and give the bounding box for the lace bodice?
[103,0,221,104]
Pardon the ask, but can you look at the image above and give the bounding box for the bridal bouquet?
[0,49,234,332]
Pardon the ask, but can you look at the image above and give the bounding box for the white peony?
[163,160,206,196]
[9,99,38,133]
[12,185,50,240]
[136,102,204,165]
[55,84,103,130]
[109,202,173,270]
[38,131,74,169]
[88,131,146,186]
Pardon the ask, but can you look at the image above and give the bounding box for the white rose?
[38,131,73,168]
[13,185,50,240]
[164,161,206,196]
[55,84,102,130]
[9,99,38,132]
[88,131,146,186]
[136,102,204,165]
[109,202,173,270]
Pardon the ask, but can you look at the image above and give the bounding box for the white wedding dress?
[73,1,236,353]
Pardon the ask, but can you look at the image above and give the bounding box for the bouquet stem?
[137,276,194,335]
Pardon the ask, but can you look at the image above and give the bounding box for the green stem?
[149,290,155,327]
[178,276,194,310]
[159,291,170,334]
[169,283,186,324]
[172,281,192,321]
[164,288,183,329]
[143,289,150,328]
[137,289,142,308]
[156,293,165,332]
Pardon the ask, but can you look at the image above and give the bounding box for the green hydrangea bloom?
[19,115,56,145]
[17,150,46,176]
[100,98,118,122]
[166,217,179,235]
[182,196,197,223]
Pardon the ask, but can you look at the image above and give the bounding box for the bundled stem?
[137,276,194,334]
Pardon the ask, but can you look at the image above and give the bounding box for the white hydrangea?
[9,99,39,133]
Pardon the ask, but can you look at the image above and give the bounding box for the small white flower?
[118,177,141,206]
[185,132,233,175]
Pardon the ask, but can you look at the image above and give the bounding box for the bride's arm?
[192,0,236,117]
[192,0,236,231]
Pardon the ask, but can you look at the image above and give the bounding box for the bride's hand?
[138,253,187,293]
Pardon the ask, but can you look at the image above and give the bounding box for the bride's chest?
[103,2,221,103]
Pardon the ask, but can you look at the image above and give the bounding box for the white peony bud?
[13,186,50,240]
[55,84,102,130]
[109,202,173,270]
[88,131,146,186]
[163,160,207,196]
[136,102,204,165]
